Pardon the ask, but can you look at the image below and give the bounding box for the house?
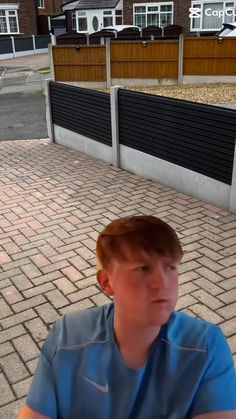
[0,0,64,37]
[61,0,236,35]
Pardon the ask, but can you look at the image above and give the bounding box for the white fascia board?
[0,3,19,10]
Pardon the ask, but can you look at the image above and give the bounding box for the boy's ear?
[97,269,114,296]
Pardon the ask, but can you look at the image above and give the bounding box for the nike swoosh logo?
[83,376,109,393]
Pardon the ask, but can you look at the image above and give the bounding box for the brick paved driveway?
[0,139,235,418]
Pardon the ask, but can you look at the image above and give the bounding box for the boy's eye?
[135,265,148,272]
[166,265,177,271]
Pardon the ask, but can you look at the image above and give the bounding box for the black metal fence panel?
[118,90,236,185]
[0,38,13,54]
[15,37,33,52]
[49,81,112,146]
[35,35,51,49]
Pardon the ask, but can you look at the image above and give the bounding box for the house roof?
[62,0,120,11]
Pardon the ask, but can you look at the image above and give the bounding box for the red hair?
[96,215,183,270]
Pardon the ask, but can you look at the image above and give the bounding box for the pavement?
[0,138,235,418]
[0,54,50,141]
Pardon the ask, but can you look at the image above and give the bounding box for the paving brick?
[45,289,69,308]
[218,289,236,304]
[178,282,199,297]
[35,303,60,325]
[190,304,223,324]
[53,277,77,295]
[76,275,97,289]
[61,266,84,282]
[194,278,224,296]
[0,298,13,319]
[0,352,29,384]
[0,279,11,290]
[23,282,55,298]
[68,286,100,303]
[13,334,40,362]
[30,253,49,268]
[218,277,236,291]
[12,295,46,313]
[0,341,14,357]
[21,263,42,279]
[195,267,224,283]
[217,302,236,320]
[1,286,23,305]
[26,358,39,375]
[0,309,37,329]
[218,266,236,279]
[91,293,112,306]
[11,274,33,291]
[0,373,15,406]
[0,397,25,419]
[219,318,236,337]
[0,251,12,265]
[1,257,31,272]
[178,261,201,274]
[25,317,49,343]
[41,260,70,274]
[175,295,198,311]
[191,290,223,310]
[12,376,33,398]
[0,268,21,282]
[59,298,94,315]
[69,255,90,271]
[227,335,236,354]
[31,270,62,286]
[0,325,26,344]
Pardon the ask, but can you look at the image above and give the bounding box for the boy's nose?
[149,265,168,290]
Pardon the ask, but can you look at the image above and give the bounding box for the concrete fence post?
[86,34,90,45]
[48,44,55,81]
[32,35,36,54]
[45,79,55,143]
[11,36,16,58]
[178,34,184,85]
[106,37,111,88]
[110,86,120,168]
[229,138,236,211]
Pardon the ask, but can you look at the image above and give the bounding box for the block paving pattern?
[0,139,235,418]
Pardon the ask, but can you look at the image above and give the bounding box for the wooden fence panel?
[110,41,179,79]
[53,45,106,82]
[184,37,236,76]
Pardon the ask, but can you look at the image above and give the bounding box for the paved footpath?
[0,139,235,418]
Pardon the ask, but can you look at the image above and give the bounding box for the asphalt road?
[0,54,50,141]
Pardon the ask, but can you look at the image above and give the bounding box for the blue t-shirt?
[26,303,236,419]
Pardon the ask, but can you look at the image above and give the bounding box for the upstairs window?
[38,0,45,8]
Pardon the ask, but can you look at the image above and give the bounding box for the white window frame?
[133,2,174,28]
[38,0,45,8]
[0,8,19,34]
[76,11,88,33]
[190,0,236,31]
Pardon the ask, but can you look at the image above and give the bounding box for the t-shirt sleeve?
[26,319,62,419]
[190,324,236,417]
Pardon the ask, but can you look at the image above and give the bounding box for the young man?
[18,216,236,419]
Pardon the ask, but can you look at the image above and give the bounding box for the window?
[38,0,45,8]
[115,9,123,25]
[103,10,113,27]
[133,3,173,28]
[0,9,19,34]
[190,1,236,31]
[77,11,88,32]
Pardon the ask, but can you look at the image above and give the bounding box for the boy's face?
[98,248,180,327]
